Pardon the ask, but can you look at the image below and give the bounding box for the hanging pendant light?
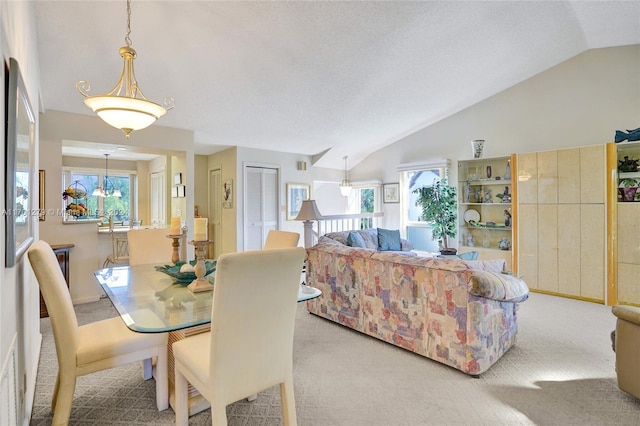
[339,156,352,197]
[77,0,174,139]
[93,154,122,198]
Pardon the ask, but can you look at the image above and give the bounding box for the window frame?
[62,166,137,224]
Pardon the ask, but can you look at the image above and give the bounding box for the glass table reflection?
[93,264,321,333]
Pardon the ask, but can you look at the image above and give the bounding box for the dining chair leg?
[50,373,60,413]
[142,358,153,380]
[52,376,77,426]
[280,377,297,426]
[154,347,169,411]
[211,402,228,426]
[174,367,190,426]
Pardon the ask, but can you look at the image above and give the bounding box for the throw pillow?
[347,231,367,248]
[377,228,401,251]
[457,251,479,261]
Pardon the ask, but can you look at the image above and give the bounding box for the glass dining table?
[93,263,322,333]
[93,262,322,415]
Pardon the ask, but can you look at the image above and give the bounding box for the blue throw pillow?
[347,231,366,248]
[457,251,479,260]
[377,228,401,251]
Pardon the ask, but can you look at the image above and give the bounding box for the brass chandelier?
[77,0,174,139]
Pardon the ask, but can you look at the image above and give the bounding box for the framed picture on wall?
[383,183,400,203]
[5,58,36,267]
[286,183,310,220]
[38,170,45,221]
[223,179,233,209]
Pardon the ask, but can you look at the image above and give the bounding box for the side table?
[40,243,74,318]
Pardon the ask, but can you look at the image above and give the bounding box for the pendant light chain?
[125,0,132,47]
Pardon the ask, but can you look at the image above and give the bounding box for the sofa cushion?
[377,228,401,251]
[468,270,529,302]
[463,259,506,273]
[347,231,367,248]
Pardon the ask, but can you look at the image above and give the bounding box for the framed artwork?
[5,58,35,267]
[383,183,400,203]
[171,186,178,198]
[174,172,182,185]
[38,170,45,221]
[177,185,186,198]
[287,183,310,220]
[223,179,233,209]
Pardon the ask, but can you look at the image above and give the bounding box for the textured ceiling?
[34,1,640,167]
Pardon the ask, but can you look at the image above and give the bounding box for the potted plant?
[413,176,458,254]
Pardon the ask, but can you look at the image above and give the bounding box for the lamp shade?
[84,96,167,132]
[295,200,323,221]
[339,182,352,197]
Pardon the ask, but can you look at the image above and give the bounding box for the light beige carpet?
[30,292,640,425]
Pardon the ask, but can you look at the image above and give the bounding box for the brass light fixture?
[77,0,174,139]
[93,154,122,198]
[339,156,352,197]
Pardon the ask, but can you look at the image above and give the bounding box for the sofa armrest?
[612,305,640,325]
[468,270,529,303]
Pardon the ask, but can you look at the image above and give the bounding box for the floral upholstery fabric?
[306,242,529,375]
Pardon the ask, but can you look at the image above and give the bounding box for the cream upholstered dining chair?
[28,240,169,425]
[173,247,306,425]
[127,228,174,265]
[263,230,300,249]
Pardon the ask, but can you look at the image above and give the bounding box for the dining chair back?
[172,247,306,425]
[127,228,174,265]
[28,240,169,425]
[263,230,300,249]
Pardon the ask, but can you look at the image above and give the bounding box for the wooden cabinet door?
[557,204,581,296]
[538,204,559,293]
[580,204,605,300]
[518,204,538,290]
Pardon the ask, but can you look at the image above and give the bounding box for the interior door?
[209,168,222,259]
[245,166,278,250]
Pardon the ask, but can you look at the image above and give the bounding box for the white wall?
[1,2,42,424]
[349,45,640,230]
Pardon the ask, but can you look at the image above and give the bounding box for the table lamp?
[295,200,323,248]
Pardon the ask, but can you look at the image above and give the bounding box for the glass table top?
[93,264,321,333]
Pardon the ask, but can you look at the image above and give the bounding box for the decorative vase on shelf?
[504,160,511,180]
[471,140,484,159]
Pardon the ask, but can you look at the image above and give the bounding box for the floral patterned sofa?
[305,239,529,375]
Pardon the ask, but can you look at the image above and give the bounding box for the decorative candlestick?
[188,240,212,293]
[167,234,183,264]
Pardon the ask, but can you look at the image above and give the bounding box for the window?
[63,169,135,223]
[398,160,450,252]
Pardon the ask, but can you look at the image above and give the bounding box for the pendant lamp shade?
[339,156,352,197]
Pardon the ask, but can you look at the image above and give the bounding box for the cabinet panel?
[580,145,605,204]
[617,203,640,265]
[557,204,581,296]
[518,204,538,289]
[537,150,558,204]
[537,204,559,293]
[580,204,605,300]
[517,153,538,204]
[558,148,581,204]
[617,263,640,305]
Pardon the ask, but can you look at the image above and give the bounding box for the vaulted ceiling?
[34,1,640,167]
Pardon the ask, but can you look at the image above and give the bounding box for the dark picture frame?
[5,58,35,267]
[38,170,45,221]
[383,183,400,203]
